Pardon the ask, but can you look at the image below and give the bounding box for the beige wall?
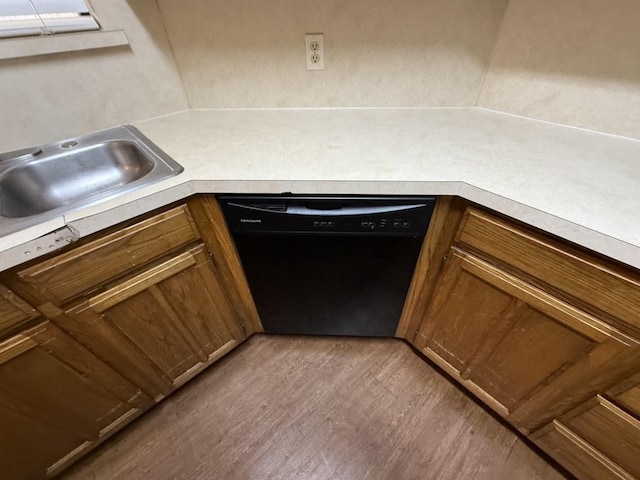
[478,0,640,138]
[0,0,188,152]
[157,0,508,108]
[6,0,639,149]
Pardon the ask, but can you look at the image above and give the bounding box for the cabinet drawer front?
[458,208,640,333]
[535,420,635,480]
[14,205,201,305]
[0,284,38,337]
[563,396,640,478]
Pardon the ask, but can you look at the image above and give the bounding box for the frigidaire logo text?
[240,218,262,223]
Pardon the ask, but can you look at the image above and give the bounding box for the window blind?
[0,0,99,38]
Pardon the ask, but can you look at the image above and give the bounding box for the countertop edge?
[1,178,638,273]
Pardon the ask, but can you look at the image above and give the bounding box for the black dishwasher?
[219,195,436,337]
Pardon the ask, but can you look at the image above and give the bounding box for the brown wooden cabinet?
[457,208,640,339]
[414,247,640,433]
[9,205,202,306]
[0,196,261,477]
[3,199,259,400]
[405,202,640,479]
[53,244,247,400]
[0,321,150,479]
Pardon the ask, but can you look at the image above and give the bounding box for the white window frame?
[0,0,100,39]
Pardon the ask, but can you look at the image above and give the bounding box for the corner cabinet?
[0,196,261,478]
[414,247,639,432]
[405,202,640,480]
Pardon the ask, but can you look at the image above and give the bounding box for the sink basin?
[0,125,183,235]
[0,141,156,218]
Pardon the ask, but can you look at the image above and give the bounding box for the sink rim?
[0,125,184,236]
[0,138,155,175]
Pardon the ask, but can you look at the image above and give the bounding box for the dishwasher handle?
[225,202,427,217]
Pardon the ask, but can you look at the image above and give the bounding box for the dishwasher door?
[219,195,435,337]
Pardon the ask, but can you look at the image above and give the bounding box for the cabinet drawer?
[12,205,201,305]
[0,284,38,337]
[457,208,640,332]
[535,420,635,480]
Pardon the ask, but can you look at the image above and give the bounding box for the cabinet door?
[55,245,247,401]
[415,248,640,433]
[0,321,148,479]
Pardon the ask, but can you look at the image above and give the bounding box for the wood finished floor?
[60,335,567,480]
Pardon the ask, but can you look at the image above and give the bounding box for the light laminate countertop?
[1,107,639,272]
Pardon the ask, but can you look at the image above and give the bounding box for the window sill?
[0,29,129,61]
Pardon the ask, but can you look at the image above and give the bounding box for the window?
[0,0,99,38]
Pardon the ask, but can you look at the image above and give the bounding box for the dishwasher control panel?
[218,195,436,237]
[359,219,413,231]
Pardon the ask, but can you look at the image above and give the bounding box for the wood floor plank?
[59,335,567,480]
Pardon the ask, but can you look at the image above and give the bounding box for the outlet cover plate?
[305,33,324,70]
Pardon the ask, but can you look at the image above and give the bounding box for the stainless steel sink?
[0,126,183,235]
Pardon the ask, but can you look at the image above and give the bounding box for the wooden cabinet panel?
[396,196,468,340]
[535,420,634,480]
[102,286,207,383]
[471,307,592,410]
[153,248,244,356]
[187,196,263,335]
[617,385,640,417]
[458,208,640,334]
[0,321,147,479]
[1,405,89,480]
[0,283,38,336]
[57,244,246,401]
[562,396,640,478]
[415,248,640,432]
[11,205,200,305]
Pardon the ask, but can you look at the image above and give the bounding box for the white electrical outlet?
[305,33,324,70]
